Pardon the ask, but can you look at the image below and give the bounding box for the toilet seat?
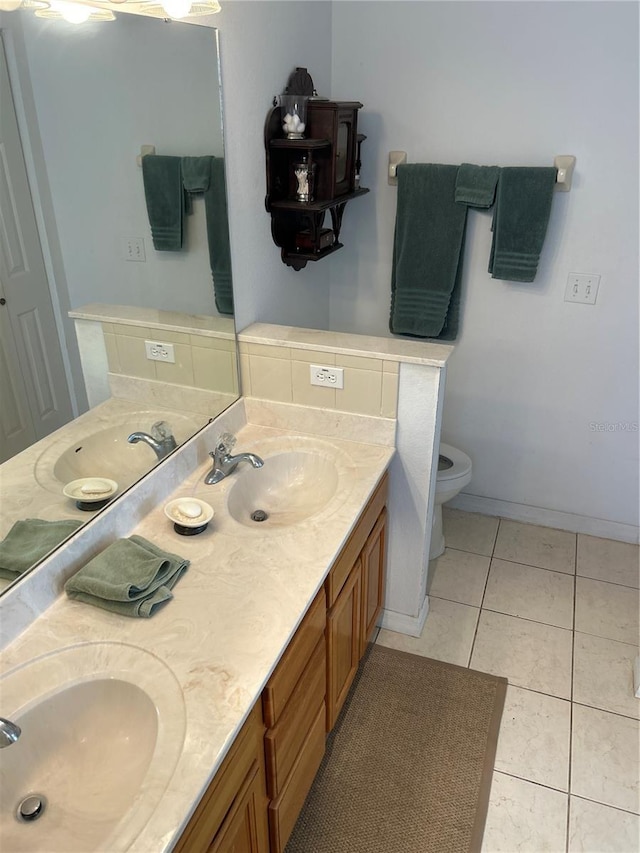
[437,443,472,483]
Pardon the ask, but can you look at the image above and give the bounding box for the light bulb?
[161,0,192,18]
[0,1,23,11]
[49,1,92,22]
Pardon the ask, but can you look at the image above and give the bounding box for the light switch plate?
[565,273,600,304]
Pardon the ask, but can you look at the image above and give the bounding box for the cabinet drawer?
[264,637,326,798]
[262,588,326,728]
[325,471,388,607]
[267,701,326,853]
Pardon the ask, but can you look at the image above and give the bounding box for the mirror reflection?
[0,10,237,592]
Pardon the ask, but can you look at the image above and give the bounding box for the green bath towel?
[181,156,234,317]
[489,167,556,282]
[65,535,189,618]
[390,164,468,340]
[455,163,500,208]
[0,518,83,579]
[141,155,185,251]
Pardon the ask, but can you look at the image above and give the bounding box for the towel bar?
[136,144,156,167]
[387,151,576,191]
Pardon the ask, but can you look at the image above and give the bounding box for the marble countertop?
[0,422,393,851]
[70,304,236,339]
[238,322,455,366]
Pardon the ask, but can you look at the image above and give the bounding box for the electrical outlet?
[310,364,344,389]
[145,340,176,363]
[565,273,600,304]
[122,237,146,262]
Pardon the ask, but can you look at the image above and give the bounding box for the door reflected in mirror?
[0,9,237,594]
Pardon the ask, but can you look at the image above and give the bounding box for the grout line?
[494,769,569,797]
[566,533,578,852]
[572,700,640,723]
[568,792,640,818]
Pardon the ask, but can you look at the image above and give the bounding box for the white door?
[0,35,73,463]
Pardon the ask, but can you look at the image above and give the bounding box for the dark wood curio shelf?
[265,102,368,270]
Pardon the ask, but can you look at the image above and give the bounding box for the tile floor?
[376,508,640,852]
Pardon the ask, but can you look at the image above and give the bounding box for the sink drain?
[17,794,46,822]
[250,509,269,522]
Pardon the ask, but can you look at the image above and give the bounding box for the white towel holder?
[136,144,156,167]
[388,151,576,191]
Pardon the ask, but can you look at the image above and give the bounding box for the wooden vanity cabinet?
[173,702,269,853]
[262,589,327,853]
[325,472,388,731]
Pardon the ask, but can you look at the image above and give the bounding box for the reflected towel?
[181,156,234,316]
[489,167,556,282]
[455,163,500,208]
[65,535,189,618]
[141,155,185,251]
[0,518,83,579]
[390,164,468,340]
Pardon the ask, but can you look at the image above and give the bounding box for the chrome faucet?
[205,433,264,485]
[0,717,21,748]
[127,420,177,461]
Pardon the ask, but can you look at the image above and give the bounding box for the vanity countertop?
[0,422,394,852]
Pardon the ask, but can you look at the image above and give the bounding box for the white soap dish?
[63,478,118,511]
[164,498,213,536]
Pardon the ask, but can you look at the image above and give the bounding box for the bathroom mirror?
[0,9,237,593]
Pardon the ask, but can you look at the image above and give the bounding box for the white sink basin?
[34,411,200,495]
[225,437,354,528]
[0,642,185,852]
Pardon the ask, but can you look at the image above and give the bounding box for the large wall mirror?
[0,8,237,593]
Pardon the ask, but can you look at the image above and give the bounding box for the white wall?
[331,1,639,531]
[215,1,333,332]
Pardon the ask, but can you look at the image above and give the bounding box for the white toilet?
[430,442,473,560]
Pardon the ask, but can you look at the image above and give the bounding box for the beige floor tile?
[571,704,640,814]
[376,598,479,667]
[494,685,570,791]
[494,519,576,574]
[481,772,568,852]
[577,534,640,589]
[427,548,490,606]
[575,576,639,645]
[568,797,640,852]
[573,632,640,719]
[442,508,499,556]
[471,610,573,699]
[483,559,574,629]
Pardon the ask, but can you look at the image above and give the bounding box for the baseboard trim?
[380,595,430,638]
[449,493,639,544]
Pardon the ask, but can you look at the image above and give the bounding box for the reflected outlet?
[145,340,176,363]
[310,364,344,389]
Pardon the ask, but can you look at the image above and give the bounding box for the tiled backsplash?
[239,341,399,418]
[103,322,239,396]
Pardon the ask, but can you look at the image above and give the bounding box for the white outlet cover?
[309,364,344,389]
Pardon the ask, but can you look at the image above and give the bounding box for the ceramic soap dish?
[164,498,213,536]
[63,478,118,511]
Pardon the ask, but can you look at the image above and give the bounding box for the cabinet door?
[326,559,362,731]
[209,760,269,853]
[360,507,388,656]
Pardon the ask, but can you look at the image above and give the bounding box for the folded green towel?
[65,535,189,618]
[489,167,556,282]
[181,156,234,316]
[390,164,468,340]
[142,155,186,251]
[0,518,83,579]
[455,163,500,208]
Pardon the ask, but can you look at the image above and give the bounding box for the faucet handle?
[216,432,236,454]
[151,420,173,440]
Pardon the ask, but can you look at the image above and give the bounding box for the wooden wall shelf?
[264,101,368,270]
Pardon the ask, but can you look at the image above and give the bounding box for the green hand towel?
[455,163,500,208]
[0,518,83,579]
[142,155,185,251]
[390,164,468,340]
[181,156,234,316]
[489,167,556,282]
[65,535,189,618]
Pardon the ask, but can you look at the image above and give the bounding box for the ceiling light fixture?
[2,0,221,23]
